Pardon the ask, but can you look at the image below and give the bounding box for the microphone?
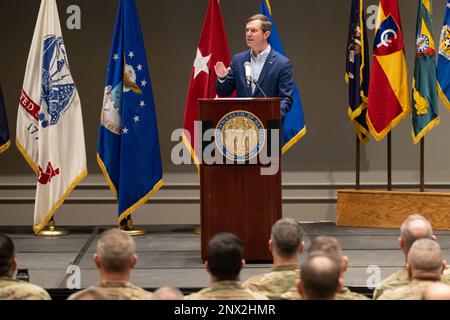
[244,61,252,86]
[244,61,267,98]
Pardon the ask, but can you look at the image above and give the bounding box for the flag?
[437,0,450,110]
[261,0,306,153]
[182,0,231,166]
[97,0,163,224]
[412,0,439,144]
[367,0,411,140]
[345,0,370,143]
[0,84,10,154]
[16,0,87,234]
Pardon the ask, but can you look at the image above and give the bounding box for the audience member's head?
[153,287,184,300]
[297,251,342,300]
[206,233,244,282]
[0,234,17,278]
[407,238,446,281]
[400,214,434,257]
[308,236,348,274]
[270,218,304,261]
[94,229,137,277]
[422,282,450,300]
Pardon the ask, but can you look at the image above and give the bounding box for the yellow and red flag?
[367,0,411,141]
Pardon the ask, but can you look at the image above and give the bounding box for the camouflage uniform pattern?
[243,265,299,300]
[185,281,268,300]
[67,280,153,300]
[377,279,437,300]
[373,266,450,299]
[0,277,51,300]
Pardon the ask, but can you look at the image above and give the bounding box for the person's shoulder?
[233,50,250,61]
[0,279,51,300]
[243,273,266,288]
[270,49,290,64]
[336,287,370,300]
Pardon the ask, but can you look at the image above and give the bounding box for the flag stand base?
[37,219,69,237]
[193,227,201,236]
[120,217,146,236]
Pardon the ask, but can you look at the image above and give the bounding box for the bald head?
[299,252,341,300]
[407,239,444,279]
[422,282,450,300]
[153,287,184,300]
[400,214,433,255]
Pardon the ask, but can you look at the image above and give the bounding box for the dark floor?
[3,223,450,294]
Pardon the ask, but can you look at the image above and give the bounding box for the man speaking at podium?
[214,14,294,121]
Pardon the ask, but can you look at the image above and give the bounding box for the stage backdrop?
[1,0,450,226]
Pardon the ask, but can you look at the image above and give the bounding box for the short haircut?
[407,238,443,273]
[308,236,342,259]
[0,234,14,277]
[246,14,272,33]
[400,214,433,254]
[96,229,136,273]
[300,251,341,299]
[271,218,304,258]
[207,233,244,281]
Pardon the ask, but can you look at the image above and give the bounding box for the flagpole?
[420,137,425,192]
[356,135,360,190]
[387,132,392,191]
[119,215,146,236]
[37,217,69,236]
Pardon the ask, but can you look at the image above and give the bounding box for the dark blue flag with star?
[97,0,163,224]
[0,84,10,154]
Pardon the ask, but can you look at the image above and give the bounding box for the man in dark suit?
[214,14,294,120]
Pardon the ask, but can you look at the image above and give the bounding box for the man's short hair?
[400,213,433,254]
[0,234,14,277]
[308,236,342,259]
[300,251,341,299]
[246,14,272,33]
[407,238,443,273]
[271,218,303,258]
[207,233,244,281]
[96,229,136,273]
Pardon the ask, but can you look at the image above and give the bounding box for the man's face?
[245,19,268,50]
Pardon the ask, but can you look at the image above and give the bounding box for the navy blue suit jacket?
[216,48,294,119]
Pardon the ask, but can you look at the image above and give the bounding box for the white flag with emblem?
[16,0,87,234]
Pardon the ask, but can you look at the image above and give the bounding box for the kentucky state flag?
[345,0,370,143]
[16,0,87,234]
[98,0,163,224]
[412,0,439,144]
[0,84,10,154]
[261,0,306,153]
[437,0,450,110]
[367,0,411,141]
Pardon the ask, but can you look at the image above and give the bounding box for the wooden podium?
[198,98,282,261]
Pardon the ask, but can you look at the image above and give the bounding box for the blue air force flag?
[437,0,450,110]
[260,0,306,154]
[0,84,10,154]
[16,0,87,234]
[98,0,163,224]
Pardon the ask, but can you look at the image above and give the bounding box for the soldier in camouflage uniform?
[68,228,153,300]
[0,234,50,300]
[378,238,445,300]
[185,233,268,300]
[307,236,369,300]
[373,213,450,299]
[297,251,343,300]
[422,282,450,300]
[243,218,304,300]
